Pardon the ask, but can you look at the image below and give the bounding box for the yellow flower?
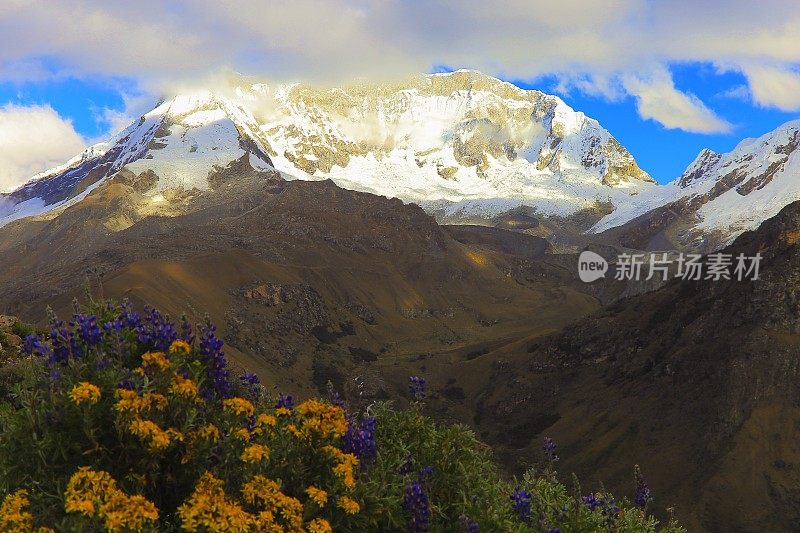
[65,467,117,516]
[275,407,293,417]
[241,475,281,507]
[285,423,305,439]
[145,392,167,411]
[337,496,360,515]
[195,424,220,442]
[141,351,171,371]
[241,444,270,463]
[64,467,158,532]
[99,492,159,532]
[223,397,255,417]
[305,486,328,506]
[296,399,348,439]
[170,374,199,400]
[240,476,303,529]
[253,510,277,529]
[233,428,251,442]
[275,493,304,530]
[306,517,333,533]
[115,390,166,414]
[69,382,101,405]
[323,445,359,489]
[115,389,146,413]
[166,428,185,443]
[128,418,180,452]
[0,489,33,532]
[169,339,192,354]
[178,472,254,532]
[254,414,277,435]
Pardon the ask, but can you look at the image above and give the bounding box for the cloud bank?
[0,104,86,192]
[0,0,798,184]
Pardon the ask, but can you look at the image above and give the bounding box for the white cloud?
[0,104,86,192]
[741,64,800,111]
[0,1,799,132]
[90,92,157,143]
[716,84,751,102]
[622,68,732,134]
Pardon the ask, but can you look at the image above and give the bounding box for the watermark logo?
[578,250,609,282]
[578,251,762,283]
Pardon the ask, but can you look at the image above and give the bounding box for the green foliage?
[10,321,35,339]
[354,404,519,531]
[0,300,683,532]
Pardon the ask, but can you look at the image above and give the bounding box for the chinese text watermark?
[578,251,761,283]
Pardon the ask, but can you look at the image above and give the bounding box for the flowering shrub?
[0,301,684,532]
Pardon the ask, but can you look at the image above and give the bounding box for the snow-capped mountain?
[0,92,275,224]
[593,119,800,252]
[0,70,653,228]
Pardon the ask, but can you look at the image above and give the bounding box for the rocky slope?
[423,199,800,531]
[594,119,800,253]
[0,168,601,401]
[0,71,654,230]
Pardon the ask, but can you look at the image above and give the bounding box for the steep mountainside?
[0,93,275,226]
[0,172,599,401]
[593,119,800,252]
[418,200,800,531]
[0,71,653,229]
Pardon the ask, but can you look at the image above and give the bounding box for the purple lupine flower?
[240,372,259,385]
[102,319,124,334]
[342,415,377,462]
[137,307,178,352]
[460,516,479,533]
[409,376,426,401]
[71,314,103,347]
[50,320,80,363]
[510,487,532,523]
[419,466,434,478]
[602,499,621,524]
[327,388,345,407]
[199,385,214,401]
[240,372,261,399]
[276,393,294,410]
[548,529,561,533]
[180,316,195,344]
[402,479,430,532]
[198,319,232,398]
[119,301,142,330]
[49,369,62,380]
[633,465,652,508]
[22,334,49,358]
[582,494,599,511]
[542,436,559,462]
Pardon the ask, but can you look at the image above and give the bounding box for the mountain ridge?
[593,118,800,252]
[0,70,654,229]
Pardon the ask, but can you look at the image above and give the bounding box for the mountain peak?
[593,117,800,252]
[2,71,655,229]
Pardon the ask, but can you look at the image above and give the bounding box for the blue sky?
[1,1,799,189]
[0,78,129,140]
